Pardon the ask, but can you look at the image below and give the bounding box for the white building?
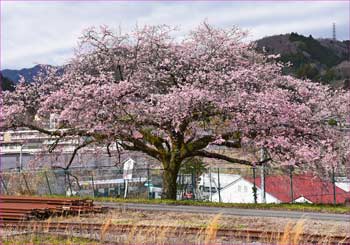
[293,196,312,203]
[198,173,241,200]
[211,176,280,203]
[0,128,122,170]
[207,173,350,204]
[335,177,350,192]
[199,173,241,192]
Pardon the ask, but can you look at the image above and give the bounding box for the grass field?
[1,233,98,245]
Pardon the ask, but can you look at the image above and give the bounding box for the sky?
[1,1,349,69]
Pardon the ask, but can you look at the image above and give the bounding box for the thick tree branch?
[65,139,94,170]
[48,137,60,153]
[25,123,95,138]
[211,140,241,148]
[106,143,112,157]
[118,135,161,160]
[184,131,241,157]
[139,129,168,153]
[192,150,252,166]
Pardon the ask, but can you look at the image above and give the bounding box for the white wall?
[335,178,350,192]
[199,173,241,189]
[294,196,312,203]
[211,178,281,204]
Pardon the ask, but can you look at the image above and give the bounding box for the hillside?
[256,33,349,88]
[1,64,47,83]
[1,64,64,83]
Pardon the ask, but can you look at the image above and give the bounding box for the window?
[244,186,248,192]
[238,185,241,192]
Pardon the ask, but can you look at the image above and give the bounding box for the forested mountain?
[1,64,48,83]
[256,33,349,88]
[1,64,64,83]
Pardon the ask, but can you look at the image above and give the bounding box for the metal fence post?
[289,166,294,203]
[181,174,187,199]
[66,170,73,196]
[19,144,23,172]
[91,172,95,198]
[124,179,127,198]
[252,166,257,204]
[147,166,150,199]
[332,166,336,205]
[0,176,9,195]
[192,168,195,200]
[64,170,67,193]
[44,171,52,195]
[260,148,266,203]
[22,172,31,195]
[217,168,221,203]
[209,168,212,202]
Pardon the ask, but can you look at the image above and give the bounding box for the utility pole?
[332,22,336,41]
[260,148,266,203]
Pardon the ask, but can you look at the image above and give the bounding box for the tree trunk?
[162,167,179,200]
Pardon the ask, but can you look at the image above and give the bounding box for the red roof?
[246,174,350,204]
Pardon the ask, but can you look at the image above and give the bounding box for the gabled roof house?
[211,174,350,204]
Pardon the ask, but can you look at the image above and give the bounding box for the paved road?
[97,202,350,222]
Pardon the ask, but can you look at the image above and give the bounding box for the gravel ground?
[2,209,348,244]
[52,208,350,236]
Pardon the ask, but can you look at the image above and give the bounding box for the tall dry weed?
[126,224,138,244]
[156,225,170,245]
[204,214,221,245]
[100,217,112,241]
[279,219,305,245]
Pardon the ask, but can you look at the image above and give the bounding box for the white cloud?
[1,1,348,69]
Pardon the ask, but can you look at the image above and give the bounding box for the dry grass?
[279,219,305,244]
[49,208,349,237]
[100,217,112,241]
[1,210,349,244]
[204,214,221,245]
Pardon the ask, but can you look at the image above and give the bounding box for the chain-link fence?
[0,166,349,204]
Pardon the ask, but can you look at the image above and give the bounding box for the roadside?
[32,194,350,214]
[92,197,350,214]
[97,201,350,222]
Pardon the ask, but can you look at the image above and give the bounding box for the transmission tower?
[332,22,336,41]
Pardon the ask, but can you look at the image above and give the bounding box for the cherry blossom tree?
[2,23,349,199]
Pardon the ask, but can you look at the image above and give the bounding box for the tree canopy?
[2,23,349,199]
[1,74,15,92]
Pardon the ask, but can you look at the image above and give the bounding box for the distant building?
[199,173,241,192]
[0,129,89,170]
[0,128,158,170]
[209,174,350,204]
[211,176,279,203]
[335,177,350,192]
